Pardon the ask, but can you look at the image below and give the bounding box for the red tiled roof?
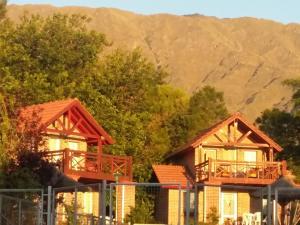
[19,98,114,144]
[20,99,77,125]
[167,112,283,158]
[152,165,193,188]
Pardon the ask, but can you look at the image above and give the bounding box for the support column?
[116,184,135,224]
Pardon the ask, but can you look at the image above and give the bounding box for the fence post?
[99,180,107,225]
[274,188,278,225]
[38,189,43,225]
[267,185,272,225]
[185,181,190,225]
[0,194,2,225]
[18,199,22,225]
[47,186,52,225]
[194,184,198,225]
[74,186,78,225]
[51,189,56,225]
[178,184,181,225]
[109,183,113,225]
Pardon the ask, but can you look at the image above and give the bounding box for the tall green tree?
[167,86,228,148]
[256,78,300,180]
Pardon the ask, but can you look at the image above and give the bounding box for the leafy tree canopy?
[0,13,228,183]
[256,79,300,180]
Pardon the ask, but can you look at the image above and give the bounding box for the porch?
[44,149,132,182]
[195,159,286,185]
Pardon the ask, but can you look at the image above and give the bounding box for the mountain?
[7,4,300,120]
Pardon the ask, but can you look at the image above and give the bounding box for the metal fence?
[109,183,182,225]
[193,183,265,225]
[0,188,43,225]
[51,182,107,225]
[0,182,279,225]
[274,187,300,225]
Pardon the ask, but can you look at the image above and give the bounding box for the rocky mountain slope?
[7,4,300,120]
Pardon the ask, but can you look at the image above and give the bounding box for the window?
[50,138,61,151]
[68,141,79,150]
[204,149,217,161]
[223,149,237,161]
[244,151,257,162]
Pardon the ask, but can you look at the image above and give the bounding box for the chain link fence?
[0,189,43,225]
[109,183,182,225]
[0,181,279,225]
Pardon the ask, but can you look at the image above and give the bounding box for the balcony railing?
[195,158,286,185]
[44,149,132,182]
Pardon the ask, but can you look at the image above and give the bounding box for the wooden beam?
[56,117,66,131]
[202,142,270,149]
[214,134,224,143]
[70,118,82,133]
[237,130,252,144]
[233,120,238,142]
[71,108,97,136]
[45,128,99,139]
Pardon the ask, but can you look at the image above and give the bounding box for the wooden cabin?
[20,99,134,222]
[20,98,132,183]
[153,112,287,225]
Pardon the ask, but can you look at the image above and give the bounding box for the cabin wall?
[46,136,87,151]
[45,116,88,151]
[195,127,265,166]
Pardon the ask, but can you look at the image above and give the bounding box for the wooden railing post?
[208,158,212,181]
[129,156,133,180]
[97,152,101,175]
[111,156,114,175]
[64,148,70,173]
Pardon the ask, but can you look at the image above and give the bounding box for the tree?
[256,109,300,180]
[256,78,300,180]
[0,13,229,183]
[0,0,6,20]
[0,13,108,106]
[283,79,300,114]
[186,86,228,137]
[167,86,228,148]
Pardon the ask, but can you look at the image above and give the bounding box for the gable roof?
[152,165,193,188]
[20,99,114,144]
[167,112,283,158]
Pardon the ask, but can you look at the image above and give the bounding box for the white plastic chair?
[242,213,254,225]
[254,212,261,225]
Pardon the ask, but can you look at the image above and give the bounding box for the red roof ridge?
[19,98,114,144]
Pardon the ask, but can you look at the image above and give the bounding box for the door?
[221,192,237,224]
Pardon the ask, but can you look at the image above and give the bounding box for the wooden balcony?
[44,149,132,182]
[195,159,286,185]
